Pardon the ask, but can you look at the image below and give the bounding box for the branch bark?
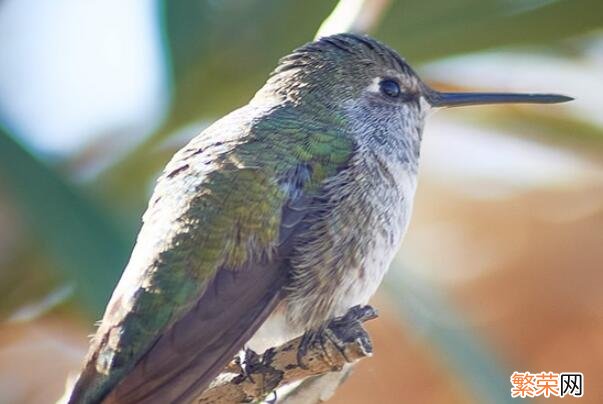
[196,306,378,404]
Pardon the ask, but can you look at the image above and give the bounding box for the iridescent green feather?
[73,103,355,403]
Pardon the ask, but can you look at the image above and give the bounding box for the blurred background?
[0,0,601,403]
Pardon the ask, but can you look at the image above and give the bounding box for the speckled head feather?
[275,34,413,75]
[258,33,422,105]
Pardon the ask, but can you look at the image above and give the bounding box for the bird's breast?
[283,151,418,332]
[332,157,416,314]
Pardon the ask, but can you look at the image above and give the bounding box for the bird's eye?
[379,79,401,98]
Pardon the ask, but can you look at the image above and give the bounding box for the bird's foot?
[297,305,378,369]
[233,347,280,399]
[297,328,324,369]
[323,305,377,364]
[235,347,261,383]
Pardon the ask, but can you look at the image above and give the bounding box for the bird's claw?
[323,305,376,362]
[297,305,377,368]
[297,329,319,369]
[236,347,260,383]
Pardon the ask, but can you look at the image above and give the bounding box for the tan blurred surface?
[0,320,86,404]
[331,299,474,404]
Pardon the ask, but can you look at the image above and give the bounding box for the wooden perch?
[196,305,378,404]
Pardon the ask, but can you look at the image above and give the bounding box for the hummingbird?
[67,33,571,403]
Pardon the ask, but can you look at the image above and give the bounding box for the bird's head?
[255,33,571,160]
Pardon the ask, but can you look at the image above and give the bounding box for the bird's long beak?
[425,89,573,108]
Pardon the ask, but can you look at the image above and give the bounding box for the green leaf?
[162,0,339,130]
[377,0,603,63]
[0,126,131,316]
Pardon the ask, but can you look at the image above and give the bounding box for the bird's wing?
[67,105,355,404]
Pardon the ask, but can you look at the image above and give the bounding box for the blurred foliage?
[0,126,130,315]
[378,0,603,61]
[165,0,338,128]
[1,0,601,320]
